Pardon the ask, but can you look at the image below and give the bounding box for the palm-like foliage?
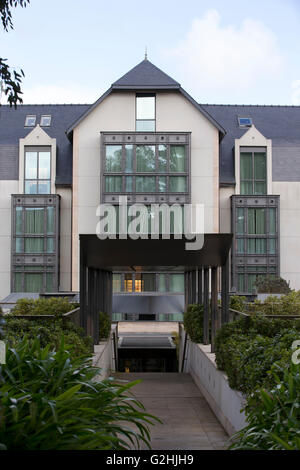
[229,363,300,450]
[0,336,160,450]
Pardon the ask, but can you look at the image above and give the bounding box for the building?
[0,58,299,319]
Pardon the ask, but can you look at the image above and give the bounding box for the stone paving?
[114,372,229,450]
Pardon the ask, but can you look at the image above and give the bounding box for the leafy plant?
[230,363,300,450]
[4,317,93,359]
[215,315,300,394]
[183,303,204,343]
[10,297,77,317]
[254,276,291,294]
[229,295,247,312]
[99,312,111,340]
[0,336,160,450]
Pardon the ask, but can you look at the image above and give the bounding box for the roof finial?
[144,46,148,60]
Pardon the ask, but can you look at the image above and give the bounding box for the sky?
[1,0,300,105]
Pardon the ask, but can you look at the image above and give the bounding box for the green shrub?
[246,291,300,316]
[10,297,76,317]
[183,303,204,343]
[215,315,300,395]
[3,317,93,360]
[255,276,291,294]
[0,337,160,450]
[99,311,111,339]
[229,295,247,312]
[230,363,300,450]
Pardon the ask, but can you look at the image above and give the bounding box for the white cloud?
[291,80,300,105]
[165,10,283,95]
[6,84,101,104]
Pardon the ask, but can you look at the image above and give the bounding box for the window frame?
[24,146,51,194]
[240,148,267,195]
[135,93,156,132]
[25,115,37,127]
[40,115,51,127]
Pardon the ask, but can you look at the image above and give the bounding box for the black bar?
[210,267,218,353]
[203,268,210,345]
[197,268,203,305]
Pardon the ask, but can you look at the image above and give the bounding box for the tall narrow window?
[25,148,51,194]
[136,94,155,131]
[240,150,266,195]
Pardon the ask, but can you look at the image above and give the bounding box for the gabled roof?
[66,59,226,137]
[0,104,90,185]
[112,59,181,89]
[202,104,300,185]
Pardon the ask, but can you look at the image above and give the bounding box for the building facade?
[0,58,300,318]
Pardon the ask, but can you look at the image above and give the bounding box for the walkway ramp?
[114,372,229,450]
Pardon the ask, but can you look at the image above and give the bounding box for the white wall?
[56,187,72,291]
[72,91,220,289]
[0,180,19,300]
[273,181,300,290]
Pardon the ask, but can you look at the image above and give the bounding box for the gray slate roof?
[202,104,300,184]
[112,59,181,89]
[0,104,89,185]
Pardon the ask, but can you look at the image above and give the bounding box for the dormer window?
[238,117,252,127]
[24,147,51,194]
[40,115,51,126]
[25,115,36,127]
[136,94,155,131]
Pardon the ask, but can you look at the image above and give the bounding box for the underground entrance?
[118,333,178,372]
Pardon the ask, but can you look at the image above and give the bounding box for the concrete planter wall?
[93,324,117,380]
[183,333,247,436]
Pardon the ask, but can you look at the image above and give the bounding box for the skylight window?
[25,115,36,127]
[238,117,253,127]
[40,115,51,126]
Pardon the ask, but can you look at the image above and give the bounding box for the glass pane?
[25,181,38,194]
[237,274,244,292]
[158,145,167,172]
[169,176,186,192]
[47,207,54,234]
[15,272,23,292]
[269,208,276,235]
[240,153,252,179]
[237,238,244,254]
[113,274,121,293]
[136,120,155,131]
[254,152,266,180]
[46,273,53,292]
[25,152,37,179]
[158,274,167,292]
[105,176,122,192]
[25,238,44,253]
[254,181,266,195]
[158,176,166,192]
[47,238,54,253]
[25,273,43,292]
[124,273,133,292]
[247,238,266,254]
[141,274,155,292]
[248,274,257,293]
[38,151,51,179]
[269,238,276,254]
[105,145,122,172]
[248,209,265,234]
[26,266,44,271]
[170,274,184,292]
[134,273,142,292]
[170,146,185,172]
[269,266,276,273]
[16,238,22,253]
[136,176,155,192]
[25,208,44,234]
[136,145,155,172]
[38,181,51,194]
[240,181,253,195]
[136,96,155,119]
[125,176,133,192]
[237,208,244,235]
[125,145,133,173]
[16,207,22,234]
